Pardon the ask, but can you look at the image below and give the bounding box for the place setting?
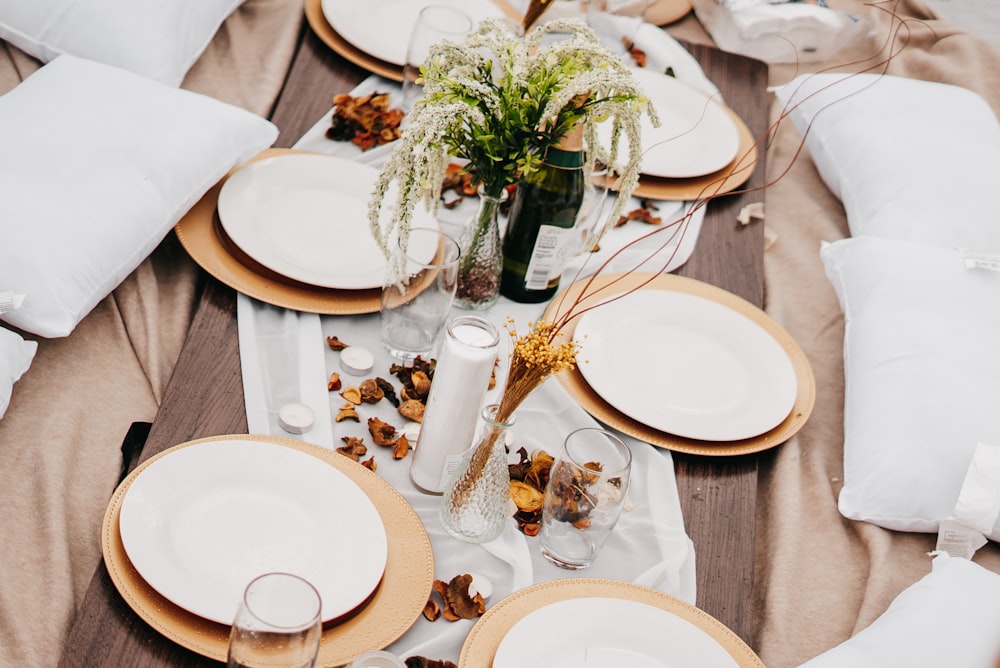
[174,147,455,315]
[542,271,816,456]
[460,578,764,667]
[101,434,434,666]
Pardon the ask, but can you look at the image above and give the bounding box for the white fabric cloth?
[238,290,697,663]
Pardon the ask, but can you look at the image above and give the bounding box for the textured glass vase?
[439,404,514,543]
[454,190,504,310]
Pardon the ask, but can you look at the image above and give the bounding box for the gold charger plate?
[542,272,815,456]
[102,434,434,666]
[626,104,759,201]
[459,578,765,667]
[304,0,403,82]
[305,0,521,82]
[175,148,382,315]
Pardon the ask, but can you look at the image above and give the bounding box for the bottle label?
[523,225,571,290]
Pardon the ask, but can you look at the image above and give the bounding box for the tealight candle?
[339,345,374,376]
[409,316,499,494]
[277,402,314,434]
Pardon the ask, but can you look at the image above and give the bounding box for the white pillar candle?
[409,316,499,494]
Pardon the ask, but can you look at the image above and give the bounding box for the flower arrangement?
[367,17,657,306]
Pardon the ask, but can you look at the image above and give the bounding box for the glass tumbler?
[401,5,473,109]
[539,428,632,569]
[380,227,461,361]
[226,572,322,668]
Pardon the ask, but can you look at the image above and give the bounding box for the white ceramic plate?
[217,153,439,290]
[321,0,505,67]
[599,67,740,179]
[573,290,797,441]
[119,439,388,625]
[493,597,740,667]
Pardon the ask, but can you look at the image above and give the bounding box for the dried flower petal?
[335,404,360,423]
[398,400,425,423]
[340,387,362,405]
[336,436,367,460]
[326,336,349,351]
[327,372,342,392]
[393,434,411,460]
[367,417,397,446]
[359,378,384,404]
[510,480,544,513]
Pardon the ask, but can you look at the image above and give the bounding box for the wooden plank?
[59,24,360,668]
[673,42,770,645]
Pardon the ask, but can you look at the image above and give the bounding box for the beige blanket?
[0,1,301,665]
[670,1,1000,665]
[1,1,998,666]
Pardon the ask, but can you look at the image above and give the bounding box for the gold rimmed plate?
[174,148,382,315]
[459,579,765,667]
[597,104,758,201]
[304,0,403,82]
[102,434,434,665]
[541,272,815,456]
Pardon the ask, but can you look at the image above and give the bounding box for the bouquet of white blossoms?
[367,17,657,294]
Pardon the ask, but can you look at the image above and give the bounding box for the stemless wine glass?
[380,227,462,361]
[539,428,632,569]
[401,5,473,110]
[227,572,323,668]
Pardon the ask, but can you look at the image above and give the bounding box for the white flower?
[368,17,657,257]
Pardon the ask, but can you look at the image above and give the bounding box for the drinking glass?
[380,227,461,361]
[539,428,632,569]
[568,166,612,256]
[585,0,651,56]
[227,572,322,668]
[401,5,473,110]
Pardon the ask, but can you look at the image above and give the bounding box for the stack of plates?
[102,435,434,665]
[459,579,765,667]
[542,273,816,456]
[598,67,758,201]
[175,149,440,315]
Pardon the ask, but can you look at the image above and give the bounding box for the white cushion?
[799,553,1000,668]
[776,73,1000,251]
[821,236,1000,536]
[0,55,277,338]
[0,327,36,419]
[0,0,244,86]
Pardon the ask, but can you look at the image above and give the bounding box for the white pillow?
[799,553,1000,668]
[776,73,1000,251]
[821,236,1000,536]
[0,0,244,86]
[0,55,277,338]
[0,327,36,419]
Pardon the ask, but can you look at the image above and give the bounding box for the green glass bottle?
[500,125,585,303]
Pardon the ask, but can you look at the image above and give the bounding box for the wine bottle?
[500,124,585,303]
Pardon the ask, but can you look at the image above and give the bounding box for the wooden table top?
[59,19,769,667]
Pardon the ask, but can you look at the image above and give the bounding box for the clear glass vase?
[454,190,504,310]
[439,404,514,543]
